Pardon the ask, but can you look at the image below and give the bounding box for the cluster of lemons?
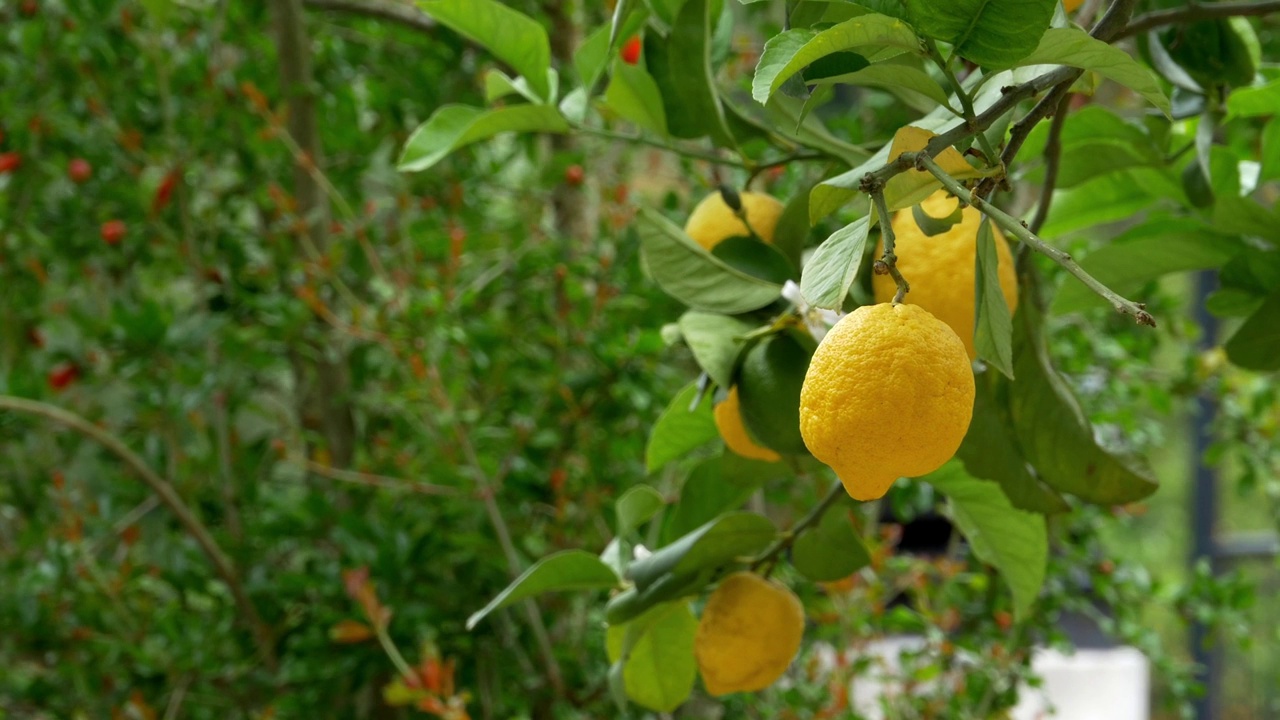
[677,187,1019,695]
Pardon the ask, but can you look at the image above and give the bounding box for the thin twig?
[577,126,747,167]
[870,191,910,303]
[0,396,278,669]
[295,456,464,497]
[302,0,436,32]
[752,481,846,572]
[1028,93,1071,235]
[915,154,1156,327]
[1119,0,1280,39]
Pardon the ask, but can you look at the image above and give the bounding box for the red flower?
[100,220,126,245]
[0,152,21,174]
[68,158,92,183]
[48,362,79,391]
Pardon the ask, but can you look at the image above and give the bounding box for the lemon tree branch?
[752,480,846,573]
[915,154,1157,327]
[870,190,910,304]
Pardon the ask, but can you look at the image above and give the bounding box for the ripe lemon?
[872,191,1018,359]
[714,387,781,462]
[737,333,811,456]
[799,303,975,501]
[684,190,784,251]
[1063,0,1084,12]
[694,572,804,696]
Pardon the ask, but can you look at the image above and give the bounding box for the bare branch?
[302,0,436,33]
[1120,0,1280,40]
[1029,93,1071,235]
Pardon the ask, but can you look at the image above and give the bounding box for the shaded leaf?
[604,59,668,135]
[974,218,1014,378]
[663,456,767,545]
[800,215,871,310]
[645,381,718,474]
[1015,27,1170,115]
[677,312,758,389]
[628,512,776,590]
[617,485,666,536]
[606,603,699,712]
[644,0,736,145]
[792,502,870,582]
[904,0,1055,68]
[1224,290,1280,371]
[637,207,783,314]
[418,0,552,99]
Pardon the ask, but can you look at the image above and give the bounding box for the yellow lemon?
[799,303,975,501]
[1063,0,1084,12]
[684,190,784,251]
[714,387,781,462]
[872,191,1018,359]
[694,572,804,696]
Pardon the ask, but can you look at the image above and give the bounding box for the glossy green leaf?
[418,0,552,99]
[617,485,666,536]
[1008,302,1159,505]
[792,501,870,582]
[1021,106,1163,188]
[606,603,698,713]
[1224,290,1280,371]
[974,218,1014,378]
[1014,28,1171,116]
[645,381,718,474]
[398,105,569,173]
[800,215,871,310]
[904,0,1055,68]
[752,14,921,104]
[637,207,783,314]
[604,59,668,135]
[711,236,797,284]
[1051,220,1240,314]
[957,374,1069,514]
[466,551,619,629]
[926,461,1047,621]
[663,456,767,545]
[813,62,957,113]
[645,0,735,145]
[628,512,776,590]
[678,312,758,389]
[772,186,815,270]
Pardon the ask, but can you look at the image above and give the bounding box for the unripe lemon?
[714,387,780,462]
[684,190,784,251]
[872,191,1018,359]
[694,572,804,696]
[799,303,975,501]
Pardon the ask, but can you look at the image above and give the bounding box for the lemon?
[737,333,810,456]
[694,572,804,696]
[684,190,784,251]
[872,191,1018,359]
[1063,0,1084,12]
[799,303,975,501]
[714,387,781,462]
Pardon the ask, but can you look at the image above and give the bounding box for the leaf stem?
[929,40,1000,164]
[914,154,1156,327]
[1119,0,1280,39]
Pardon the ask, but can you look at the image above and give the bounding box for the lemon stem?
[871,191,910,304]
[914,153,1156,327]
[752,480,846,576]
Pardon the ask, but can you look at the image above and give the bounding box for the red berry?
[564,164,585,186]
[0,152,21,174]
[68,158,92,183]
[20,0,37,17]
[100,220,126,245]
[152,168,179,214]
[48,362,79,391]
[620,36,642,65]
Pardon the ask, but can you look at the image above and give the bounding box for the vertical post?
[1190,269,1220,719]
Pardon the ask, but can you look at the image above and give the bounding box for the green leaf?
[483,69,542,104]
[677,312,758,389]
[957,374,1069,514]
[606,603,699,712]
[646,381,718,474]
[1051,219,1241,314]
[663,456,768,545]
[711,236,797,284]
[418,0,552,99]
[466,551,619,629]
[761,95,874,166]
[772,186,815,270]
[604,59,669,135]
[1013,28,1171,116]
[575,10,650,87]
[1226,79,1280,119]
[926,461,1047,621]
[618,485,666,536]
[1039,169,1164,238]
[628,512,776,590]
[812,62,957,114]
[904,0,1055,68]
[1021,106,1163,189]
[398,104,568,173]
[1008,302,1159,505]
[644,0,736,145]
[752,14,921,104]
[911,200,963,236]
[800,215,871,310]
[792,501,870,582]
[1259,117,1280,183]
[637,207,783,314]
[1224,290,1280,371]
[974,218,1014,379]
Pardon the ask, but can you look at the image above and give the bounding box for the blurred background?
[1,1,1277,719]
